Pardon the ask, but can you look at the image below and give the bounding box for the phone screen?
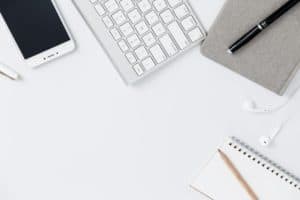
[0,0,70,59]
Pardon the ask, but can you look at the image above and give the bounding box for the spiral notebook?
[191,137,300,200]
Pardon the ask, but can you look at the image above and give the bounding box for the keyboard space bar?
[168,22,189,50]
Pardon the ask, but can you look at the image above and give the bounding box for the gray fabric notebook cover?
[201,0,300,95]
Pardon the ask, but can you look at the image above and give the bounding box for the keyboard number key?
[128,9,142,24]
[153,0,167,12]
[145,11,159,25]
[135,46,148,60]
[160,34,178,56]
[142,57,155,71]
[104,0,119,12]
[167,0,182,7]
[168,21,189,49]
[95,4,105,16]
[118,40,129,52]
[188,28,204,42]
[160,10,175,24]
[174,4,189,19]
[112,11,126,25]
[143,33,156,47]
[150,44,166,64]
[138,0,152,12]
[120,23,134,36]
[126,53,137,64]
[133,64,144,76]
[127,34,141,48]
[182,16,196,31]
[135,21,149,35]
[110,28,121,40]
[102,16,114,28]
[152,23,166,36]
[120,0,134,11]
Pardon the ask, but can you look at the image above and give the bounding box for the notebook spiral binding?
[228,137,300,191]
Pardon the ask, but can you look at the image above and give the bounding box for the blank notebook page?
[191,138,300,200]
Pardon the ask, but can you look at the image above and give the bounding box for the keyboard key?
[102,16,114,27]
[153,0,167,12]
[145,11,159,25]
[127,34,141,48]
[150,44,166,64]
[182,16,196,31]
[94,4,105,16]
[104,0,119,12]
[160,34,178,56]
[138,0,152,12]
[83,0,207,80]
[120,22,134,36]
[168,21,189,49]
[160,10,174,24]
[143,33,156,47]
[126,52,137,64]
[112,11,126,25]
[135,46,148,60]
[133,64,144,76]
[167,0,182,7]
[174,4,189,19]
[142,57,155,70]
[110,28,121,40]
[188,28,203,42]
[152,23,166,36]
[135,21,149,35]
[118,40,129,52]
[128,9,142,24]
[120,0,134,11]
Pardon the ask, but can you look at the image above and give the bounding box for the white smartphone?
[0,0,75,67]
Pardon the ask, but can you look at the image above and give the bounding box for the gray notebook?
[201,0,300,95]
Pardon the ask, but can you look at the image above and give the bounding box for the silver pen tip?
[227,49,233,54]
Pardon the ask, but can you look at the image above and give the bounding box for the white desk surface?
[1,0,300,199]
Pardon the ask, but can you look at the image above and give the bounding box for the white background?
[1,0,300,199]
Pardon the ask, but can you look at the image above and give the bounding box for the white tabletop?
[1,0,300,199]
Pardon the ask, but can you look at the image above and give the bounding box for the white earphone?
[243,99,289,113]
[259,123,284,147]
[243,85,300,113]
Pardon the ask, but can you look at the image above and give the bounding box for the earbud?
[243,98,291,114]
[259,124,283,147]
[243,85,300,114]
[259,135,273,147]
[242,100,273,113]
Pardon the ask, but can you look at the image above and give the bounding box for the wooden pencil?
[218,149,258,200]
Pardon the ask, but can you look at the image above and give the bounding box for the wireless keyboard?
[73,0,206,83]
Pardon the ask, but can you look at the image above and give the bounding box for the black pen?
[228,0,300,54]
